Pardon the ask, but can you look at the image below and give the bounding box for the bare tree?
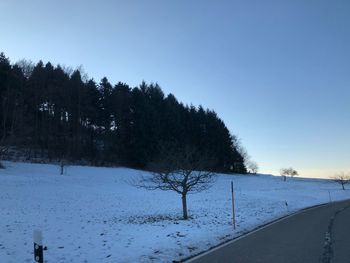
[0,136,9,169]
[136,145,216,220]
[59,159,65,175]
[280,167,298,181]
[235,140,250,170]
[332,172,350,190]
[16,59,34,78]
[0,145,7,169]
[247,161,259,174]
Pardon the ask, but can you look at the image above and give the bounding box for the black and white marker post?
[231,181,236,229]
[34,230,43,263]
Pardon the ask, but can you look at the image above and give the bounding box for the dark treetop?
[0,52,246,173]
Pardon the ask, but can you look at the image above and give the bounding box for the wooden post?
[231,181,236,229]
[34,230,43,263]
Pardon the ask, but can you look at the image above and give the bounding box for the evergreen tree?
[0,52,248,173]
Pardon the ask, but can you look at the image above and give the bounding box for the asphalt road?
[185,200,350,263]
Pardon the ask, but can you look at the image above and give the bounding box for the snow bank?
[0,161,349,262]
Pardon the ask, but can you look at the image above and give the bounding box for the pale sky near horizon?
[1,0,349,178]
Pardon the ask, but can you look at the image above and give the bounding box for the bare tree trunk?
[60,161,64,175]
[0,145,8,169]
[2,96,8,141]
[182,194,188,220]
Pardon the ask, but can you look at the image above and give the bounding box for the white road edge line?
[185,202,332,262]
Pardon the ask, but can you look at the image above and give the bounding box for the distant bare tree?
[332,172,350,190]
[16,59,34,78]
[0,144,8,169]
[280,167,298,181]
[235,140,250,170]
[247,161,259,174]
[59,159,65,175]
[136,145,216,220]
[61,65,74,77]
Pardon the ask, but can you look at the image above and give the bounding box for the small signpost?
[231,181,236,229]
[34,230,43,263]
[328,190,332,203]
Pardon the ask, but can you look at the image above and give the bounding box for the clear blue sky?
[1,0,349,178]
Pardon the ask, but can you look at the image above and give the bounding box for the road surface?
[186,199,350,263]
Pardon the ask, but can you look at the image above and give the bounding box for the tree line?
[0,52,247,173]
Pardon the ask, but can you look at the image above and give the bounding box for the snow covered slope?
[1,161,349,262]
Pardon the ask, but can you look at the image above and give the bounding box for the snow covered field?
[1,161,349,262]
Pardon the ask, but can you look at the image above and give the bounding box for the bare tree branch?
[0,141,9,169]
[135,144,217,219]
[280,167,298,181]
[332,172,350,190]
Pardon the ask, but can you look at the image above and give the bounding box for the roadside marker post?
[34,230,44,263]
[231,181,236,229]
[328,190,332,203]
